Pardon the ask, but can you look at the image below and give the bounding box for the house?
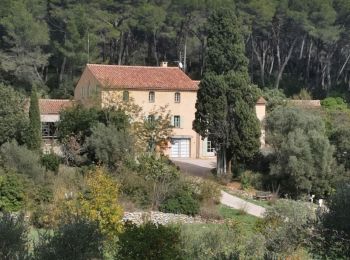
[74,63,266,158]
[39,99,73,153]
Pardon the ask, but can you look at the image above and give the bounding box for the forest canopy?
[1,0,350,100]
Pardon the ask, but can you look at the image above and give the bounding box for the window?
[173,115,181,128]
[123,90,129,101]
[175,92,181,103]
[147,115,155,123]
[207,140,215,153]
[41,122,57,138]
[149,91,155,103]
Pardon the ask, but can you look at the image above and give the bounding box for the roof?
[39,99,73,114]
[289,100,321,108]
[256,97,267,105]
[85,64,199,91]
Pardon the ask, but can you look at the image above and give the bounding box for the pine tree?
[27,85,42,151]
[194,8,260,175]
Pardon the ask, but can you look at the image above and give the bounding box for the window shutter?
[180,116,184,128]
[170,116,174,126]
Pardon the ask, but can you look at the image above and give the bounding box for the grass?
[218,205,258,234]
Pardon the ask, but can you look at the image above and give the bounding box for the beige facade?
[74,64,266,158]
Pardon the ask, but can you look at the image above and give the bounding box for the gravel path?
[172,158,266,218]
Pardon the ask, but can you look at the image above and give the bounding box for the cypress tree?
[194,8,261,175]
[27,85,42,150]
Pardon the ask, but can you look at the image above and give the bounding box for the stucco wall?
[41,114,60,122]
[74,68,101,107]
[101,89,199,158]
[255,104,266,146]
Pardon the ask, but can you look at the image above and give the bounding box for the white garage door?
[170,139,190,158]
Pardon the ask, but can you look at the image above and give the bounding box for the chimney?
[160,61,168,67]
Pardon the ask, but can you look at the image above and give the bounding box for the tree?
[194,8,261,175]
[0,213,28,260]
[79,168,123,239]
[117,222,182,260]
[0,171,26,212]
[86,123,133,170]
[0,84,28,145]
[27,85,42,151]
[266,107,336,197]
[33,217,104,260]
[0,0,49,88]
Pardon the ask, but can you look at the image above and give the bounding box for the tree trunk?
[118,32,123,65]
[275,38,297,89]
[59,56,66,87]
[153,30,159,66]
[216,146,227,176]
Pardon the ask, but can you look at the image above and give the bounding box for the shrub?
[0,213,28,260]
[41,153,60,173]
[117,222,181,260]
[33,217,104,260]
[321,97,348,111]
[160,191,200,216]
[180,222,252,259]
[79,168,124,238]
[196,180,221,204]
[0,141,45,179]
[137,155,180,209]
[0,172,26,212]
[240,170,253,190]
[311,183,350,259]
[256,199,314,258]
[86,123,133,170]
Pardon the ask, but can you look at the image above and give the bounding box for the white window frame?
[207,140,215,153]
[175,92,181,103]
[149,91,155,103]
[173,115,181,128]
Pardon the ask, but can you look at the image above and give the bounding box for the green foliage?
[57,105,99,142]
[330,127,350,170]
[137,155,180,209]
[180,223,265,259]
[256,199,314,258]
[194,8,260,175]
[33,218,104,260]
[0,172,26,212]
[40,153,60,173]
[0,141,45,180]
[312,183,350,258]
[262,88,287,112]
[117,222,182,260]
[266,107,336,197]
[0,213,28,260]
[0,84,28,145]
[27,86,42,150]
[86,123,133,170]
[321,97,348,111]
[160,184,200,216]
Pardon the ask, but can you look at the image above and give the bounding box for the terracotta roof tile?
[39,99,73,114]
[257,97,267,104]
[86,64,198,91]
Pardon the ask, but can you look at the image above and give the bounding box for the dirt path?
[172,158,266,218]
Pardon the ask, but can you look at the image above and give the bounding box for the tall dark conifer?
[27,85,42,151]
[194,7,260,175]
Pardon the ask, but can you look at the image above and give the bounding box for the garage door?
[170,138,190,158]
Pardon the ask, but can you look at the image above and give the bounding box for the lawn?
[218,205,259,234]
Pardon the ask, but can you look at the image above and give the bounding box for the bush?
[256,199,314,258]
[321,97,348,111]
[180,222,260,259]
[240,171,264,190]
[196,180,221,204]
[0,213,28,260]
[117,222,181,260]
[33,218,104,260]
[0,172,26,212]
[0,141,45,179]
[311,183,350,259]
[160,191,200,216]
[40,153,60,173]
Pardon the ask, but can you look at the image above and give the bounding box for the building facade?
[75,63,266,159]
